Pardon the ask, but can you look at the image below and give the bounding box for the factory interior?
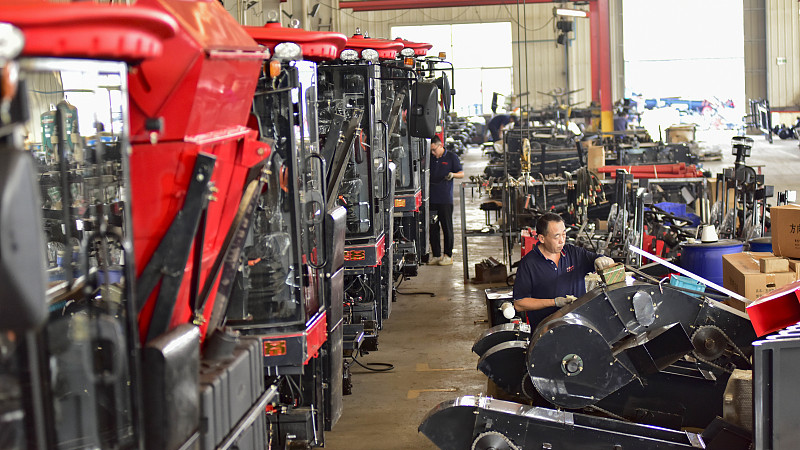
[1,1,800,450]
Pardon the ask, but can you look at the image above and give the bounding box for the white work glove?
[594,256,615,271]
[500,301,516,319]
[445,172,454,180]
[554,295,577,307]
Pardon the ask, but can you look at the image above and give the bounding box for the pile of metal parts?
[484,125,583,178]
[445,116,484,155]
[420,275,758,450]
[710,136,773,241]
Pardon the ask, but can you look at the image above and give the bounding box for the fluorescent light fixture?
[555,8,588,18]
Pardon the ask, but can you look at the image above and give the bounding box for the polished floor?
[325,146,506,450]
[324,133,800,450]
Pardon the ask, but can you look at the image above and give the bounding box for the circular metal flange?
[561,353,584,376]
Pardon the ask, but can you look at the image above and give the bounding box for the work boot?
[428,256,441,265]
[439,255,453,266]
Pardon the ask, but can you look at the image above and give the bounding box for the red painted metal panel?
[304,312,328,363]
[128,0,265,142]
[132,132,270,339]
[393,38,433,56]
[375,233,387,264]
[127,0,271,341]
[747,281,800,336]
[0,1,177,62]
[245,23,347,62]
[414,189,422,210]
[346,34,403,60]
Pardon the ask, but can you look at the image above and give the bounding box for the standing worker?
[512,213,615,327]
[429,135,464,266]
[487,114,517,142]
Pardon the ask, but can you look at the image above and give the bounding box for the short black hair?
[536,212,563,236]
[431,135,442,145]
[509,115,518,123]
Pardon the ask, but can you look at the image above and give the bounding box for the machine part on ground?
[470,431,520,450]
[472,322,531,357]
[475,280,755,428]
[692,325,730,361]
[419,395,721,450]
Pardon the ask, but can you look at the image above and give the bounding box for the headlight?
[340,49,359,61]
[361,48,379,62]
[400,48,415,57]
[0,23,24,61]
[273,42,302,61]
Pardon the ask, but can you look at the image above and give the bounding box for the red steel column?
[594,0,613,132]
[589,1,600,105]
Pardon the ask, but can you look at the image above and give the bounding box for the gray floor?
[324,133,800,449]
[325,146,504,450]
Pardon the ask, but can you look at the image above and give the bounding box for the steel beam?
[341,0,565,12]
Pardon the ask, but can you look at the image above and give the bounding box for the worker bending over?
[513,213,615,327]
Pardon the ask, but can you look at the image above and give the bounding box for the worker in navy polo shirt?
[428,135,463,266]
[513,212,615,327]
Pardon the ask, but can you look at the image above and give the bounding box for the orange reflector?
[438,52,446,59]
[404,57,415,67]
[269,59,281,78]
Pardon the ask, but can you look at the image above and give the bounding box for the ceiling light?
[555,8,588,18]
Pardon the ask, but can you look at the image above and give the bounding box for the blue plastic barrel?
[679,239,743,287]
[748,237,772,253]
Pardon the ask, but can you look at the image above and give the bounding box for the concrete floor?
[325,146,505,450]
[698,129,800,195]
[324,133,800,449]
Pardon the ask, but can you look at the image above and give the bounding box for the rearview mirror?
[410,82,439,138]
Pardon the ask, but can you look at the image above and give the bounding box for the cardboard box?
[599,262,625,285]
[587,143,605,179]
[760,256,789,273]
[790,259,800,278]
[771,204,800,258]
[723,252,798,301]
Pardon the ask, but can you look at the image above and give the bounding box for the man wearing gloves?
[428,135,464,265]
[512,212,615,327]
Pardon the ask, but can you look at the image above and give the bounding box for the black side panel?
[0,149,46,331]
[142,324,200,450]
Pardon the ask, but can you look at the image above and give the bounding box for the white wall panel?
[766,0,800,108]
[335,3,594,111]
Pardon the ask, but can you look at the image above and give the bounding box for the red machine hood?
[346,33,403,60]
[245,23,347,62]
[393,38,433,56]
[0,1,177,62]
[128,0,267,143]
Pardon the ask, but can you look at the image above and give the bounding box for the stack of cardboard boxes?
[722,204,800,306]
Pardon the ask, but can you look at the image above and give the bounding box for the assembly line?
[0,1,799,450]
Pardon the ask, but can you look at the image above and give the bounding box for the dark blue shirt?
[487,114,512,133]
[513,243,598,327]
[429,148,462,204]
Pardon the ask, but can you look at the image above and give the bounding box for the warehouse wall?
[334,3,593,111]
[765,0,800,112]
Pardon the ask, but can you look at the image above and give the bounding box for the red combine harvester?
[0,0,289,449]
[0,2,445,449]
[234,21,350,444]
